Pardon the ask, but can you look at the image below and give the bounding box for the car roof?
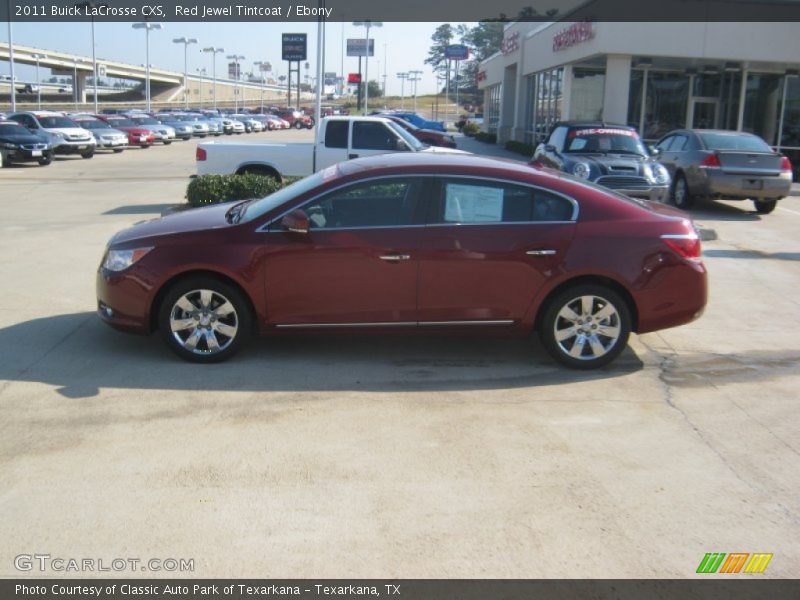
[556,121,635,129]
[336,151,539,179]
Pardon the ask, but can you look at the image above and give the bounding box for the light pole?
[396,72,408,109]
[201,47,224,111]
[75,0,107,114]
[409,69,423,113]
[31,53,47,110]
[73,57,79,110]
[196,67,206,109]
[132,22,162,112]
[226,54,245,111]
[352,20,382,114]
[382,42,387,97]
[253,61,269,112]
[173,37,198,109]
[7,11,16,112]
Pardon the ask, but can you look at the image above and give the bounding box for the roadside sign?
[346,39,374,57]
[282,33,307,61]
[445,44,470,60]
[347,73,362,83]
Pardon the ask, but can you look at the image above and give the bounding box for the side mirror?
[395,138,409,151]
[281,209,310,234]
[649,145,661,156]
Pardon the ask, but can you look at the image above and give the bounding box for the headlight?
[653,164,670,185]
[50,131,65,140]
[0,142,18,149]
[572,162,591,179]
[102,247,153,272]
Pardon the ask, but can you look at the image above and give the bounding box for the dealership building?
[477,20,800,166]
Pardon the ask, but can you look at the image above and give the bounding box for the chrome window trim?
[256,173,579,233]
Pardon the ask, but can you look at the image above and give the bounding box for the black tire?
[141,144,151,149]
[113,148,124,154]
[670,173,694,209]
[81,149,94,159]
[294,121,303,129]
[539,284,632,370]
[38,153,53,166]
[158,276,252,363]
[753,199,777,214]
[163,140,172,145]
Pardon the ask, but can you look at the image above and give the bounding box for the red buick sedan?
[97,153,707,368]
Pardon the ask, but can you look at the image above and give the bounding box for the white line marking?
[777,205,800,216]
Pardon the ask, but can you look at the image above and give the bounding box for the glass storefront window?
[643,72,689,140]
[571,68,605,121]
[743,73,783,145]
[628,70,644,132]
[525,67,564,145]
[780,76,800,149]
[485,84,502,134]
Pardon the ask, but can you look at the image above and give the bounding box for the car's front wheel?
[158,277,251,363]
[38,152,53,165]
[81,149,94,159]
[753,199,777,214]
[540,284,631,369]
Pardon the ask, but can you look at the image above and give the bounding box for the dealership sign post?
[282,33,307,107]
[444,44,470,128]
[346,38,374,111]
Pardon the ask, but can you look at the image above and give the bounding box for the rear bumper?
[636,258,708,334]
[692,170,792,200]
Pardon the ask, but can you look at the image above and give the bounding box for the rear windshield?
[133,117,159,125]
[565,127,647,156]
[37,116,78,128]
[698,133,772,152]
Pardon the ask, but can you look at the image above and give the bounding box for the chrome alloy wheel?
[553,295,622,361]
[673,177,687,206]
[169,289,238,355]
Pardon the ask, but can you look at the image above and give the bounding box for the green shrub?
[186,174,285,207]
[461,122,480,137]
[505,140,535,157]
[474,131,497,144]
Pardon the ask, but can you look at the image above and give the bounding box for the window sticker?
[444,184,504,223]
[569,128,636,138]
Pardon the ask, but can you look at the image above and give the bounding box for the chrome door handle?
[526,249,557,256]
[379,254,411,262]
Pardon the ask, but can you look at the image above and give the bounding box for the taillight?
[196,147,207,161]
[780,155,792,173]
[661,233,702,262]
[699,153,721,168]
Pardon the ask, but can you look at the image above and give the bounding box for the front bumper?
[693,169,792,200]
[96,268,152,334]
[3,146,53,162]
[97,137,128,149]
[615,185,669,202]
[53,140,96,154]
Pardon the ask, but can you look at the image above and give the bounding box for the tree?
[424,24,454,75]
[367,80,382,98]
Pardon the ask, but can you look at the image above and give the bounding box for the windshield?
[37,116,78,129]
[699,132,772,152]
[0,122,29,134]
[240,170,330,223]
[78,120,111,130]
[133,117,159,125]
[565,127,647,156]
[387,120,425,151]
[107,118,135,127]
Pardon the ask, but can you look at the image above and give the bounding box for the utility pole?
[173,37,198,109]
[396,72,407,109]
[409,70,423,113]
[201,47,224,111]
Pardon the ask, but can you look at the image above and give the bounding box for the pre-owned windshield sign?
[571,128,636,138]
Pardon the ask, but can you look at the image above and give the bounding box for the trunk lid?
[716,151,783,176]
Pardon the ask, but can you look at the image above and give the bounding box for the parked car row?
[532,121,793,214]
[0,107,283,168]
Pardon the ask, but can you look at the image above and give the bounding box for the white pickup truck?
[195,116,465,180]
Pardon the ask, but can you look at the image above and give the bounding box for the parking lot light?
[75,0,107,113]
[31,53,47,110]
[353,21,382,115]
[132,22,163,113]
[226,54,245,111]
[173,37,198,109]
[196,67,207,109]
[202,47,225,110]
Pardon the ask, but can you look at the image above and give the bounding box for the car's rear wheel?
[113,148,124,153]
[671,173,694,209]
[540,284,631,369]
[163,140,172,145]
[753,199,777,214]
[158,277,251,363]
[81,149,94,159]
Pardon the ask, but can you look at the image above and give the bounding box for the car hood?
[111,202,235,245]
[565,152,658,174]
[93,127,127,137]
[47,127,93,138]
[0,131,50,144]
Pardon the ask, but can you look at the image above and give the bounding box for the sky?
[5,21,476,96]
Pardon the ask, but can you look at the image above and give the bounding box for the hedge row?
[185,174,285,207]
[505,140,535,157]
[474,131,497,144]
